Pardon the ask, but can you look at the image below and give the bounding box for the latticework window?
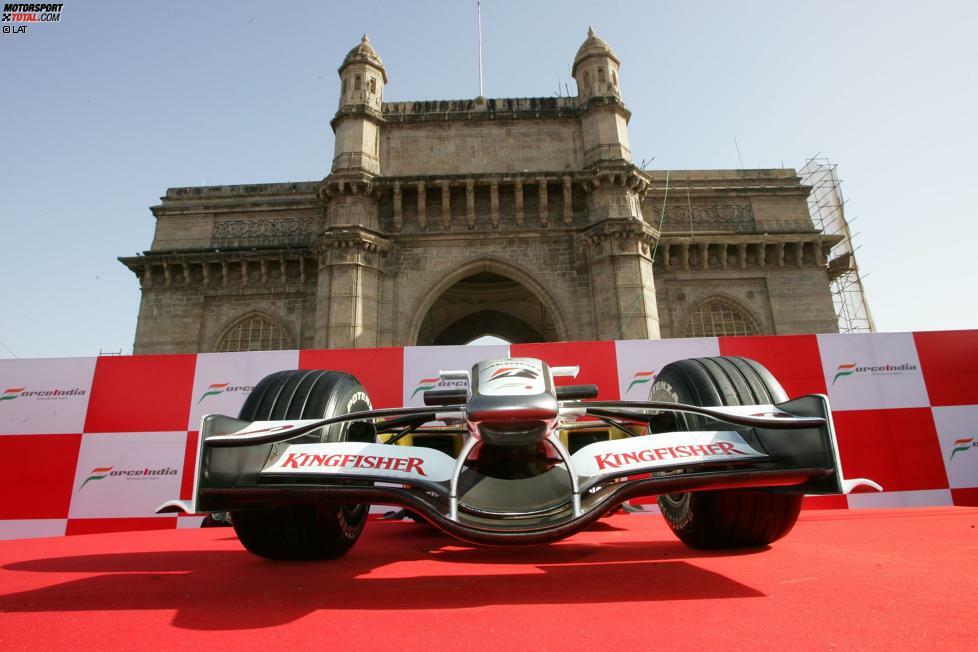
[216,314,292,352]
[685,297,760,338]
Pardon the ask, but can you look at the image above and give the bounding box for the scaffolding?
[799,155,876,333]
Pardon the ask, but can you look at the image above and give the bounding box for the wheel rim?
[661,493,688,507]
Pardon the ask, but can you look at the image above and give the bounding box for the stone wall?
[380,118,583,177]
[149,183,323,252]
[122,166,841,354]
[653,266,837,339]
[641,169,816,235]
[197,289,312,352]
[129,278,316,355]
[130,289,204,354]
[765,269,840,334]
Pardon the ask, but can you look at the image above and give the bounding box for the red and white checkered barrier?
[2,330,976,540]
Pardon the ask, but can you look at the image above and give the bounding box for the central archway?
[409,260,568,346]
[434,309,543,345]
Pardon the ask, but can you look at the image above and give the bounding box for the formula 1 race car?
[158,355,879,560]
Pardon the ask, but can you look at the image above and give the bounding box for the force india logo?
[79,465,178,490]
[951,437,976,461]
[593,441,748,470]
[487,366,540,392]
[832,362,918,385]
[1,386,86,403]
[410,376,466,399]
[196,382,254,404]
[411,377,440,399]
[489,367,539,381]
[626,371,656,393]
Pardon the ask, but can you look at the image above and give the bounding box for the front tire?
[231,370,373,560]
[651,356,803,549]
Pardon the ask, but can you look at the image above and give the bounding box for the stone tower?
[572,28,660,340]
[332,34,385,176]
[314,35,391,348]
[121,30,840,354]
[573,26,629,163]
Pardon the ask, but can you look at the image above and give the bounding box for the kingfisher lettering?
[278,452,427,476]
[594,441,746,470]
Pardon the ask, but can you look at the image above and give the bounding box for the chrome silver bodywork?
[158,357,879,545]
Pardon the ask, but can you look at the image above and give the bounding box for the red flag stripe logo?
[197,382,231,404]
[1,387,26,402]
[951,437,974,460]
[410,378,441,398]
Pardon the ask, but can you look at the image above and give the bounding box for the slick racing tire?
[650,357,803,550]
[230,370,373,561]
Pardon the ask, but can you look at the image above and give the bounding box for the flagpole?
[477,1,484,97]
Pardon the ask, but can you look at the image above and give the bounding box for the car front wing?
[157,394,880,545]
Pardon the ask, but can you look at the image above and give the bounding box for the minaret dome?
[338,34,387,111]
[572,27,622,101]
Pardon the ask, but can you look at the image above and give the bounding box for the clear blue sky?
[1,0,976,358]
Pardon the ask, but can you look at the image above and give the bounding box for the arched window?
[685,297,760,338]
[598,68,606,84]
[216,313,293,352]
[583,72,590,94]
[354,75,361,90]
[368,77,376,94]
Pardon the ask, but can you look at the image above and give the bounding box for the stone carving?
[212,218,314,248]
[656,205,755,232]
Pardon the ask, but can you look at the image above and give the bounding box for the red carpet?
[1,508,976,650]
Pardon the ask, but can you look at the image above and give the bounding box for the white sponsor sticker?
[69,431,186,519]
[0,519,68,541]
[262,442,457,483]
[932,405,978,489]
[0,356,96,435]
[478,358,546,396]
[176,516,207,529]
[402,344,509,407]
[572,430,766,480]
[188,350,299,430]
[614,337,720,401]
[846,489,952,509]
[817,332,929,411]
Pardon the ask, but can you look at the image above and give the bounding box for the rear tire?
[231,370,373,560]
[651,356,803,549]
